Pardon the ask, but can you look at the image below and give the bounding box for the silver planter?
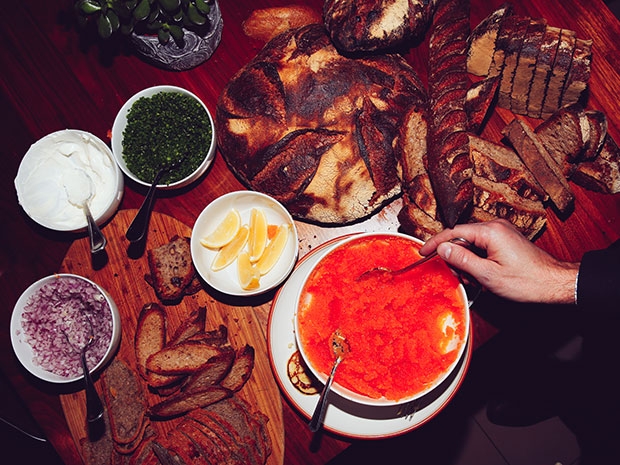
[129,0,223,71]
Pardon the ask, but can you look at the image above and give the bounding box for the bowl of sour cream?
[14,129,124,232]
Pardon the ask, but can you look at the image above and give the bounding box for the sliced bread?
[541,28,577,118]
[146,235,198,302]
[467,3,514,76]
[572,134,620,194]
[528,26,562,118]
[560,38,593,108]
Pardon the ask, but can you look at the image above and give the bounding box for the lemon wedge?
[237,252,261,290]
[256,224,290,275]
[211,226,249,271]
[200,209,241,249]
[248,208,268,263]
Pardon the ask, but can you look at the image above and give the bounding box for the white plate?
[191,191,299,296]
[268,235,472,439]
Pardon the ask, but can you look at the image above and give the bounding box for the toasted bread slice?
[148,385,232,418]
[169,307,207,346]
[220,345,255,392]
[135,303,166,380]
[182,352,236,395]
[102,359,147,446]
[147,341,233,376]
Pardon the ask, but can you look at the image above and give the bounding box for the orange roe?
[297,235,467,401]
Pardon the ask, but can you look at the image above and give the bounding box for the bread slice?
[560,38,593,108]
[582,110,608,161]
[572,134,620,194]
[147,385,233,418]
[541,28,577,118]
[465,75,500,133]
[510,18,547,115]
[528,26,561,118]
[182,351,236,395]
[146,235,197,302]
[102,359,147,446]
[488,15,530,79]
[135,303,166,380]
[220,345,255,392]
[178,419,231,465]
[535,103,589,178]
[146,341,234,375]
[497,17,532,109]
[503,118,574,213]
[188,410,249,465]
[469,135,547,239]
[169,307,207,346]
[467,3,514,76]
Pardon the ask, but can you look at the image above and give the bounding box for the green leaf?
[172,9,183,21]
[79,0,102,15]
[106,9,120,32]
[186,3,206,25]
[158,0,180,12]
[169,24,184,41]
[133,0,150,21]
[119,21,134,34]
[124,0,138,8]
[147,5,160,22]
[158,28,171,44]
[145,20,162,30]
[97,13,113,38]
[194,0,210,15]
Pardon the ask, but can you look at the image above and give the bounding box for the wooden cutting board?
[58,209,284,465]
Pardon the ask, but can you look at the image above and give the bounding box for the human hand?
[418,219,579,304]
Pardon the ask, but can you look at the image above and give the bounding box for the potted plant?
[74,0,223,70]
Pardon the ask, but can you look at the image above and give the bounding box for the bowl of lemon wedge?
[190,191,299,296]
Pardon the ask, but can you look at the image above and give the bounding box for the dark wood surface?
[1,0,619,463]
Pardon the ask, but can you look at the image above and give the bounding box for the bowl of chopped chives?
[111,85,216,189]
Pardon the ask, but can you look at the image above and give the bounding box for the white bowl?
[111,85,216,190]
[10,274,122,384]
[294,232,470,407]
[191,191,299,296]
[14,129,124,232]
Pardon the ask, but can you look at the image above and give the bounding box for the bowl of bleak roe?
[294,232,470,407]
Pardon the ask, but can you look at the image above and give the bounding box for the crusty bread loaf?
[488,15,530,79]
[467,3,514,76]
[427,0,472,227]
[323,0,437,52]
[503,118,574,213]
[242,5,321,42]
[216,24,427,224]
[469,135,547,239]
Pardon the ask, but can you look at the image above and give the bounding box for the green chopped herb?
[122,91,212,185]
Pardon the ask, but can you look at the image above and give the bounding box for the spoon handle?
[126,169,165,243]
[392,237,471,276]
[81,349,104,424]
[84,204,107,254]
[309,356,342,432]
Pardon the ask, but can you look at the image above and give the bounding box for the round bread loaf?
[216,24,427,224]
[323,0,437,53]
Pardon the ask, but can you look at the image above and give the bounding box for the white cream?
[15,130,119,230]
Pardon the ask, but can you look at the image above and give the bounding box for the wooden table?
[1,0,619,463]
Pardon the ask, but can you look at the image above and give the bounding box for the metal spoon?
[309,329,350,432]
[356,237,471,282]
[126,155,187,243]
[64,169,107,254]
[62,314,104,424]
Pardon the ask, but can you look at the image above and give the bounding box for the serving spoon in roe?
[309,329,350,433]
[356,237,471,282]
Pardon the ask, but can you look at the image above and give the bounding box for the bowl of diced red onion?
[10,274,121,383]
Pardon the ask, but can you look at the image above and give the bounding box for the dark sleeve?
[576,239,620,312]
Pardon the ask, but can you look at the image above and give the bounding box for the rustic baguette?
[503,118,574,213]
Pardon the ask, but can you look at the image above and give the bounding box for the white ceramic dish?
[268,235,472,439]
[111,85,216,189]
[10,274,121,384]
[14,129,124,232]
[293,232,470,407]
[191,191,299,296]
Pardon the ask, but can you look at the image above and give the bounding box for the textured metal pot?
[129,0,223,71]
